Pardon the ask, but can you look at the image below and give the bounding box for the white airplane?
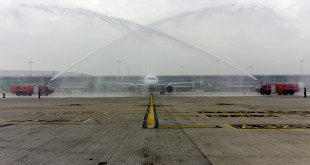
[106,74,197,95]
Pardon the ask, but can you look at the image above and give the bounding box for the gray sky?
[0,0,310,77]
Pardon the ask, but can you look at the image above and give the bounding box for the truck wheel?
[289,90,294,95]
[283,90,288,95]
[278,93,282,95]
[28,94,32,96]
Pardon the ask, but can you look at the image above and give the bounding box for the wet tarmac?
[1,92,310,165]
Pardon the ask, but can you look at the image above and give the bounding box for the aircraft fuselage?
[143,74,159,92]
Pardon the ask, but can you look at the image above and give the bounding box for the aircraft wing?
[159,82,194,86]
[103,82,144,86]
[158,76,202,87]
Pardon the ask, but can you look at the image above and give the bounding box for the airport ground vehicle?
[256,83,299,95]
[11,84,55,96]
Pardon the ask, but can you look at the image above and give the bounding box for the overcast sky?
[0,0,310,77]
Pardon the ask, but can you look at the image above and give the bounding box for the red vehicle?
[256,83,299,95]
[11,84,55,96]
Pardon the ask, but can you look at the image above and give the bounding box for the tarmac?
[1,92,310,165]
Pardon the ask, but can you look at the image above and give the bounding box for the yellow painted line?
[97,120,143,122]
[159,125,221,128]
[198,111,310,114]
[20,112,108,115]
[157,115,197,117]
[205,114,282,118]
[0,124,13,127]
[197,111,267,114]
[157,112,190,113]
[114,112,145,114]
[81,119,92,123]
[169,112,190,113]
[225,124,239,130]
[115,112,189,114]
[226,124,310,130]
[147,95,155,128]
[0,119,92,123]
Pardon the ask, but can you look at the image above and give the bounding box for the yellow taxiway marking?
[115,112,190,114]
[0,119,91,123]
[114,112,145,114]
[226,124,310,130]
[20,112,108,115]
[198,110,310,114]
[157,112,190,113]
[97,120,143,122]
[205,114,282,118]
[147,95,156,128]
[159,125,221,128]
[157,115,198,117]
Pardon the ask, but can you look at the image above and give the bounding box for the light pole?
[127,66,130,76]
[180,65,184,75]
[216,60,219,75]
[250,65,253,75]
[117,60,121,76]
[28,61,32,83]
[300,60,304,82]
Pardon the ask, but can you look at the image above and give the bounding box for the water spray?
[20,4,258,82]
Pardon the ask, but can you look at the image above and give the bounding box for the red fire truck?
[256,83,299,95]
[11,84,55,96]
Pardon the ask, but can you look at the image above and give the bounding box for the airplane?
[105,74,198,95]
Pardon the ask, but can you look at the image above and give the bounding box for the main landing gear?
[160,86,165,95]
[137,87,141,95]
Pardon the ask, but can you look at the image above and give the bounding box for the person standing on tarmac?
[2,90,5,98]
[38,89,41,99]
[304,87,307,98]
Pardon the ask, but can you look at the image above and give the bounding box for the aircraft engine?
[128,85,136,93]
[167,85,174,93]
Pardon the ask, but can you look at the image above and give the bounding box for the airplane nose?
[147,83,157,91]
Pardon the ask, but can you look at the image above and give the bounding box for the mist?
[0,0,309,77]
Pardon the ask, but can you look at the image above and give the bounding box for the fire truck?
[256,83,299,95]
[11,84,55,96]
